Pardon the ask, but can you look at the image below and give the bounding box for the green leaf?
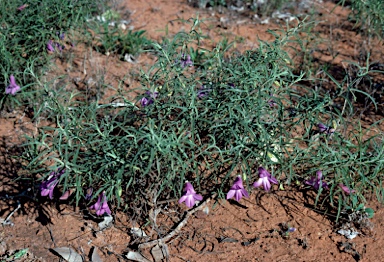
[365,208,375,218]
[13,248,28,259]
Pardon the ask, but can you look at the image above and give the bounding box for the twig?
[138,194,217,249]
[1,202,21,226]
[47,226,56,247]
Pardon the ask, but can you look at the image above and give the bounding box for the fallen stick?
[138,194,217,249]
[1,202,21,226]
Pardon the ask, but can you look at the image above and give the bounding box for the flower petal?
[339,184,355,194]
[48,187,55,199]
[258,167,271,178]
[318,123,328,133]
[226,190,235,200]
[316,170,323,180]
[268,176,278,184]
[40,188,50,197]
[194,193,203,201]
[234,190,243,201]
[262,178,271,191]
[178,195,187,204]
[101,201,111,215]
[59,190,71,200]
[241,188,249,198]
[184,182,197,194]
[185,195,195,208]
[253,178,263,188]
[10,75,16,85]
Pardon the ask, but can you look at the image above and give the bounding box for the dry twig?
[138,194,217,249]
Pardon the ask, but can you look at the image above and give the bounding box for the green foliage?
[23,19,302,211]
[0,248,28,261]
[338,0,384,38]
[0,0,104,109]
[255,0,291,17]
[22,19,383,222]
[196,0,291,17]
[90,19,152,59]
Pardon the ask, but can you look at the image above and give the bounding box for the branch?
[138,194,217,249]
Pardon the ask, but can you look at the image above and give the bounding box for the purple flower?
[338,184,355,194]
[268,99,278,107]
[305,170,328,190]
[57,32,65,40]
[178,182,203,208]
[47,40,55,52]
[5,75,21,95]
[318,123,335,135]
[226,175,249,202]
[59,189,72,200]
[140,91,159,107]
[17,4,27,11]
[197,85,210,99]
[253,167,278,191]
[40,169,65,199]
[180,54,193,68]
[55,42,65,51]
[90,191,111,216]
[85,187,93,200]
[40,178,59,199]
[268,94,278,107]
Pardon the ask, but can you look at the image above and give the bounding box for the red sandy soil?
[0,0,383,261]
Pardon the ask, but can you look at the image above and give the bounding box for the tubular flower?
[338,184,355,194]
[318,123,335,135]
[197,85,211,99]
[17,4,28,11]
[59,189,73,200]
[180,54,193,68]
[253,167,278,191]
[5,75,21,95]
[85,187,93,200]
[305,170,328,191]
[90,191,111,216]
[226,175,249,202]
[40,169,65,199]
[178,182,203,208]
[140,91,159,107]
[47,40,55,52]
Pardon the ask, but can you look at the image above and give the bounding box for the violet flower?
[226,175,249,202]
[5,75,21,95]
[253,167,278,191]
[338,184,355,194]
[318,123,335,135]
[268,99,278,107]
[55,42,65,51]
[140,91,159,107]
[288,227,296,233]
[197,85,210,99]
[85,187,93,200]
[268,93,278,107]
[178,182,203,208]
[47,40,55,52]
[57,32,65,40]
[59,189,72,200]
[40,169,65,199]
[17,4,27,11]
[180,54,193,68]
[268,94,278,107]
[90,191,111,216]
[305,170,328,190]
